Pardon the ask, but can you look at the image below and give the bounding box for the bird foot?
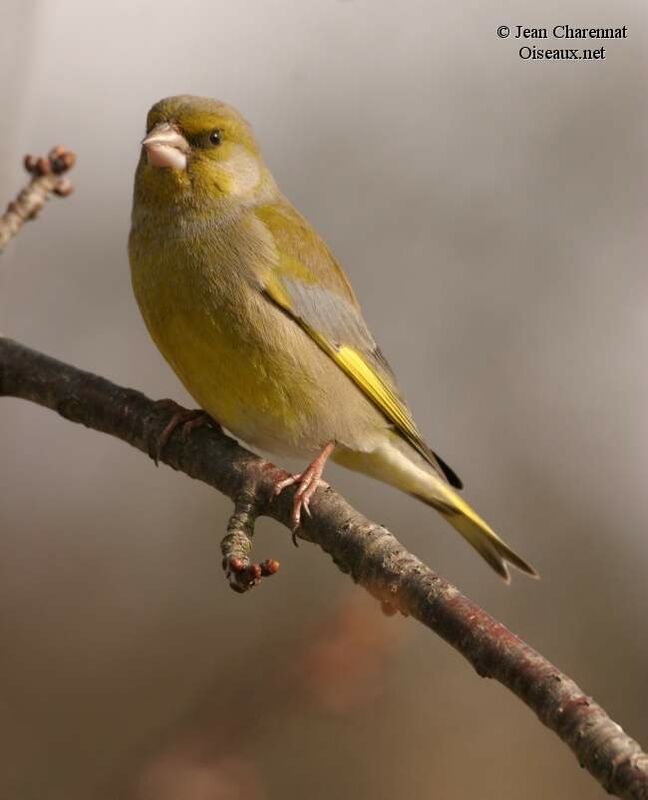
[273,442,335,533]
[150,399,216,465]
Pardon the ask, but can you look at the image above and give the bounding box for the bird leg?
[150,399,216,465]
[273,442,335,531]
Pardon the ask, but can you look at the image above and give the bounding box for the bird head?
[135,95,275,211]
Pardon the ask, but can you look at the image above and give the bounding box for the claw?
[273,473,301,496]
[272,442,335,533]
[150,400,215,465]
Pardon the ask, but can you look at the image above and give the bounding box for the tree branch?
[1,335,647,799]
[0,146,75,251]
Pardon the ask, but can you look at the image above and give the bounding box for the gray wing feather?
[280,277,398,384]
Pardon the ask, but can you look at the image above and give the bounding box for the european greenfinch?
[129,95,536,581]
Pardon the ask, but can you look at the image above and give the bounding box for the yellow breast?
[129,215,333,455]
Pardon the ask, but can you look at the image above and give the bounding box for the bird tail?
[429,486,538,582]
[333,439,538,582]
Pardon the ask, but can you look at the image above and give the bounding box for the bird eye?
[209,129,222,145]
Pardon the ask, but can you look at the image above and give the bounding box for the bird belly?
[161,314,326,456]
[132,258,386,458]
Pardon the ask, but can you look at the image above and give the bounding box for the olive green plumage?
[129,95,536,581]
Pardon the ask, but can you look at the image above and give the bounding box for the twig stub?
[0,146,76,251]
[221,489,280,592]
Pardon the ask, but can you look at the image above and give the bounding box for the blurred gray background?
[2,1,647,798]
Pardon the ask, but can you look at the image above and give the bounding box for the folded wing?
[255,202,462,489]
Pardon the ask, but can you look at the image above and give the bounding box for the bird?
[129,95,537,582]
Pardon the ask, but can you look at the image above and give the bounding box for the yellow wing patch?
[334,345,427,454]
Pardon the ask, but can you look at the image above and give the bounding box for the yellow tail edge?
[428,490,538,583]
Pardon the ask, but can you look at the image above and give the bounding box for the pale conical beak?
[141,122,189,170]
